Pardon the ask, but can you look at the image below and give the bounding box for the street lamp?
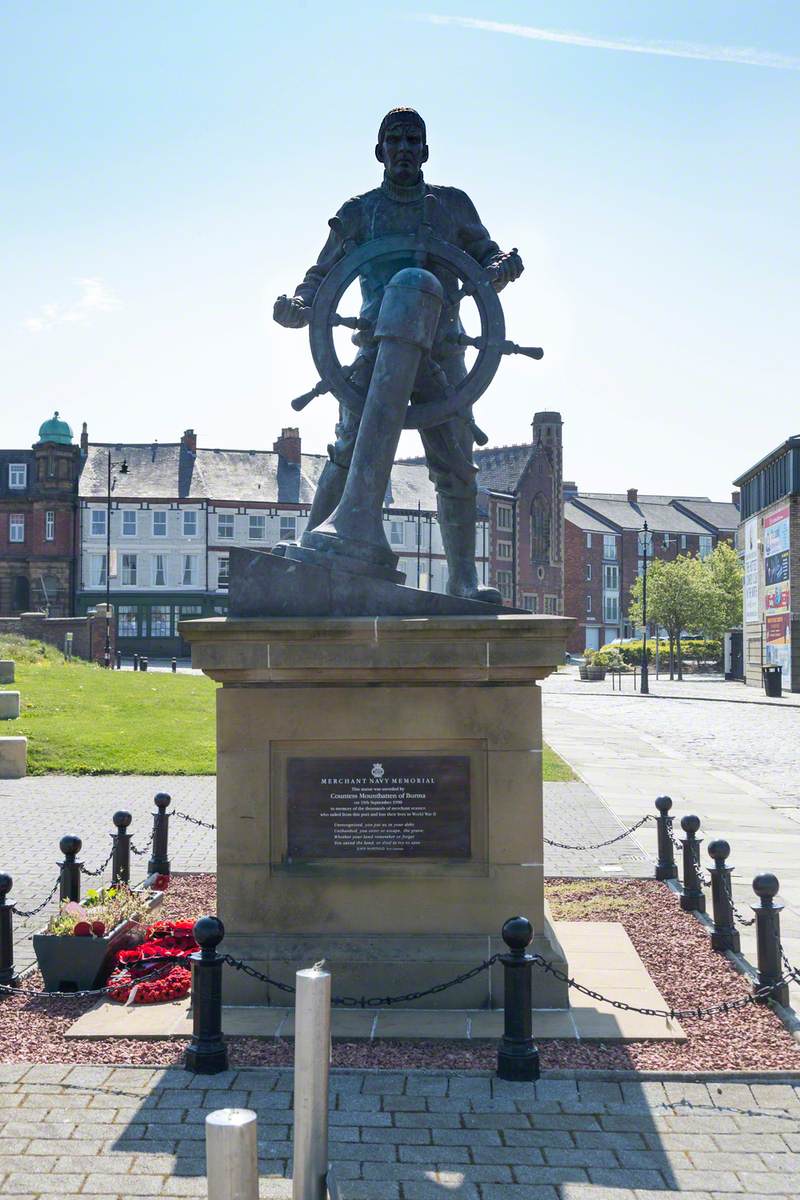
[104,451,128,669]
[639,520,650,695]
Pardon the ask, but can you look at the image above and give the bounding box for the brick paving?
[1,1065,799,1198]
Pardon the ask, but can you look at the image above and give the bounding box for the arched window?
[531,493,551,564]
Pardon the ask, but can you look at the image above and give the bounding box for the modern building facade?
[734,436,800,692]
[564,487,740,654]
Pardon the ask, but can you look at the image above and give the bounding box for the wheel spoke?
[331,313,372,331]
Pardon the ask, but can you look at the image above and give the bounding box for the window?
[178,604,202,623]
[585,533,592,549]
[699,535,713,559]
[122,553,137,585]
[586,564,592,581]
[603,564,619,590]
[150,605,171,637]
[586,595,592,613]
[9,514,24,543]
[45,511,55,541]
[249,514,266,540]
[183,510,198,537]
[217,513,234,539]
[496,570,513,601]
[544,595,558,614]
[153,554,167,586]
[280,515,297,542]
[89,554,107,587]
[389,521,405,547]
[497,541,512,559]
[603,593,619,622]
[152,511,167,537]
[497,505,512,530]
[8,464,26,489]
[91,509,107,537]
[182,555,197,586]
[603,534,617,560]
[521,593,538,613]
[530,493,551,563]
[218,556,230,587]
[680,534,687,551]
[122,510,137,537]
[118,606,138,637]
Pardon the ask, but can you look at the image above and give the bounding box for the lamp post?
[104,451,128,669]
[639,520,650,695]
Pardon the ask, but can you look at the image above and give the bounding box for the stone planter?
[583,665,606,682]
[33,920,139,993]
[578,664,589,681]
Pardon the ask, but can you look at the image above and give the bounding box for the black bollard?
[185,916,228,1074]
[707,840,740,953]
[115,649,122,670]
[171,657,177,673]
[654,795,678,881]
[58,836,82,903]
[147,792,172,879]
[0,874,17,990]
[497,915,540,1082]
[752,874,789,1007]
[111,811,132,887]
[679,815,706,913]
[133,653,139,672]
[140,657,148,672]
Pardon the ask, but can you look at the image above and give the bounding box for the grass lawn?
[1,637,576,779]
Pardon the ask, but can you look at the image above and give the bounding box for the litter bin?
[762,664,782,698]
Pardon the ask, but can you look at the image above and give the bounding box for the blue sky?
[3,1,799,498]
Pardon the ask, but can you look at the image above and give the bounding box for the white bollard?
[206,1108,258,1200]
[292,964,332,1200]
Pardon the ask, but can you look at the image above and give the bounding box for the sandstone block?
[0,661,14,684]
[0,691,20,720]
[0,737,27,778]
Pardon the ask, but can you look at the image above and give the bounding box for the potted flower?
[582,649,609,682]
[33,885,150,993]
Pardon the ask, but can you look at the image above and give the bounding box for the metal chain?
[80,846,115,877]
[172,810,217,831]
[666,817,710,890]
[130,833,154,856]
[0,956,180,999]
[543,814,653,851]
[9,877,61,918]
[722,873,756,928]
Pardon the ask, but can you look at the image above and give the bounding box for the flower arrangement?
[107,918,197,1004]
[45,886,149,937]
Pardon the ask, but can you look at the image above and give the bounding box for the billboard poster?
[763,505,791,689]
[744,517,759,623]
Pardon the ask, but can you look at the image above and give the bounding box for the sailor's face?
[379,123,427,184]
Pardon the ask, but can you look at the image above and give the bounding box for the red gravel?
[2,873,798,1072]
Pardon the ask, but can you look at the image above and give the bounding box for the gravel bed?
[2,873,798,1072]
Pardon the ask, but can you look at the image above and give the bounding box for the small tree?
[700,540,743,640]
[629,555,707,680]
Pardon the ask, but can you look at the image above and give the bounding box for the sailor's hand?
[273,295,311,328]
[489,249,524,291]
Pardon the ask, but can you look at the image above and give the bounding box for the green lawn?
[1,639,575,779]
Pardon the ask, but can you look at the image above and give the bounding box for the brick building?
[0,413,83,616]
[564,487,740,653]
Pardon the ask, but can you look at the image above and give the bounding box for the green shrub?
[0,634,68,667]
[598,638,722,665]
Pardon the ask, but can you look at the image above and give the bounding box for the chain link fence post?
[752,873,789,1007]
[111,811,132,887]
[147,793,171,879]
[497,916,539,1082]
[0,874,16,990]
[707,839,740,953]
[58,836,82,903]
[185,916,228,1074]
[679,816,705,913]
[654,795,678,881]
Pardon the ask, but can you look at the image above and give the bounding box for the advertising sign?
[763,505,791,689]
[764,581,790,613]
[764,506,791,556]
[744,517,759,624]
[765,551,789,586]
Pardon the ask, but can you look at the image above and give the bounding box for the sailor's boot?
[437,494,503,606]
[272,459,349,556]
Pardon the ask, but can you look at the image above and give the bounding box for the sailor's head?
[376,108,428,186]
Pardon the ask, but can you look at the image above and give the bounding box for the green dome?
[37,412,74,445]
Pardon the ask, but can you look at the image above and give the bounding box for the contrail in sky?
[422,14,800,71]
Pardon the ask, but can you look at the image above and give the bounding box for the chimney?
[80,422,89,454]
[273,426,301,464]
[562,480,578,499]
[181,428,197,453]
[627,488,638,504]
[732,490,740,509]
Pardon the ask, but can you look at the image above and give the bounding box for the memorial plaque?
[286,756,470,859]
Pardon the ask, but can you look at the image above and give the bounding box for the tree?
[629,555,707,680]
[700,540,743,639]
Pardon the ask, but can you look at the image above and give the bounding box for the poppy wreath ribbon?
[107,919,198,1004]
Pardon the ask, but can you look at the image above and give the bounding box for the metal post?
[752,874,789,1007]
[654,795,678,881]
[707,840,740,953]
[141,657,148,672]
[147,792,171,879]
[112,811,132,887]
[115,649,122,669]
[640,520,650,695]
[185,916,228,1074]
[206,1108,258,1200]
[497,915,540,1082]
[58,836,82,903]
[133,653,139,672]
[679,816,705,913]
[104,450,112,669]
[292,964,332,1200]
[171,657,177,673]
[0,874,17,990]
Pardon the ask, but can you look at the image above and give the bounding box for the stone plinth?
[0,662,14,685]
[0,737,27,779]
[0,692,20,720]
[181,614,572,1008]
